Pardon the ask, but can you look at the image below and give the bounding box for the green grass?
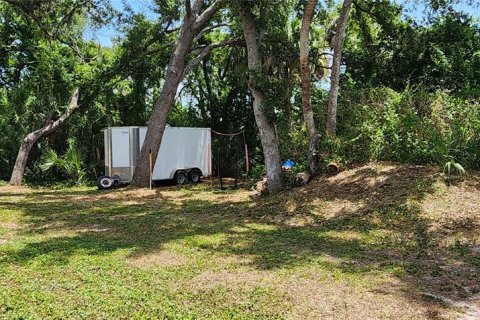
[0,164,479,319]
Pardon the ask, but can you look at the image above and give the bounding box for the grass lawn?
[1,163,479,319]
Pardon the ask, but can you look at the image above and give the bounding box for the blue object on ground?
[282,159,296,169]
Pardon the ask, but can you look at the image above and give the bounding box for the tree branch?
[32,88,80,137]
[137,25,180,55]
[3,0,54,37]
[9,87,80,185]
[185,0,192,17]
[182,38,244,79]
[144,41,175,56]
[2,0,89,60]
[191,0,204,15]
[192,0,226,33]
[352,0,381,22]
[195,23,229,40]
[53,0,92,38]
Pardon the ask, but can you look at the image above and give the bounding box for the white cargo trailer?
[98,126,212,189]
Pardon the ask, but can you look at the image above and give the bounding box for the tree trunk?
[130,19,195,187]
[239,3,283,193]
[300,0,320,176]
[326,0,353,138]
[327,162,340,175]
[130,0,225,187]
[294,172,311,187]
[9,88,80,185]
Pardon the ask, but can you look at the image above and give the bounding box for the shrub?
[320,86,480,169]
[39,138,87,186]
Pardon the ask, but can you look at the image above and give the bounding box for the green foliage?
[278,125,309,167]
[1,0,480,185]
[318,86,480,169]
[39,139,87,185]
[0,1,117,183]
[250,163,266,180]
[444,159,466,177]
[344,9,480,95]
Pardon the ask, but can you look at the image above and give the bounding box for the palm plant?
[443,157,466,185]
[40,139,86,185]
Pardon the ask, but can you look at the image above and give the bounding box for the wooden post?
[149,149,153,190]
[217,147,223,190]
[244,143,249,182]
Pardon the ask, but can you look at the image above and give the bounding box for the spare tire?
[97,176,114,190]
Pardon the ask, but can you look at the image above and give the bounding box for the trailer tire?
[97,176,114,190]
[188,169,202,184]
[174,171,188,185]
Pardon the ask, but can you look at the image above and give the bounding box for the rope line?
[210,128,250,183]
[210,129,244,136]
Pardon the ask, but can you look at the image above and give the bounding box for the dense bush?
[320,86,480,169]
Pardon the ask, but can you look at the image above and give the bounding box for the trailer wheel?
[97,176,114,190]
[174,171,188,185]
[188,169,202,184]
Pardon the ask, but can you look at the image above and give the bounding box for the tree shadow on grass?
[270,165,479,305]
[1,164,479,314]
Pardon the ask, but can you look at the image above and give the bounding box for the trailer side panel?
[138,127,211,180]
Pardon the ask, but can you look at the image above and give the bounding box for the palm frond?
[444,159,467,177]
[39,149,61,172]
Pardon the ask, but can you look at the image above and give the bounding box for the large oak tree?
[130,0,227,187]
